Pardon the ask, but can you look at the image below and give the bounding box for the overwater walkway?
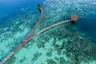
[0,4,77,64]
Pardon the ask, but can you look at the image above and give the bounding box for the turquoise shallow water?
[0,0,96,64]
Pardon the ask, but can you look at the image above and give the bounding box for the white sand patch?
[14,29,28,38]
[0,25,30,60]
[34,48,48,64]
[56,39,63,46]
[12,37,70,64]
[14,43,41,64]
[89,61,96,64]
[19,25,24,29]
[81,60,96,64]
[49,38,54,43]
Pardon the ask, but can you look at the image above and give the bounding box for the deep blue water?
[0,0,96,43]
[76,14,96,43]
[0,0,44,25]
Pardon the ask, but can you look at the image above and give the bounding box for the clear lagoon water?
[0,0,96,64]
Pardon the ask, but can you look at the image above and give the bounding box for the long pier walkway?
[0,4,78,64]
[0,4,44,64]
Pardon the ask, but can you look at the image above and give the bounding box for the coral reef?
[0,0,96,64]
[46,59,57,64]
